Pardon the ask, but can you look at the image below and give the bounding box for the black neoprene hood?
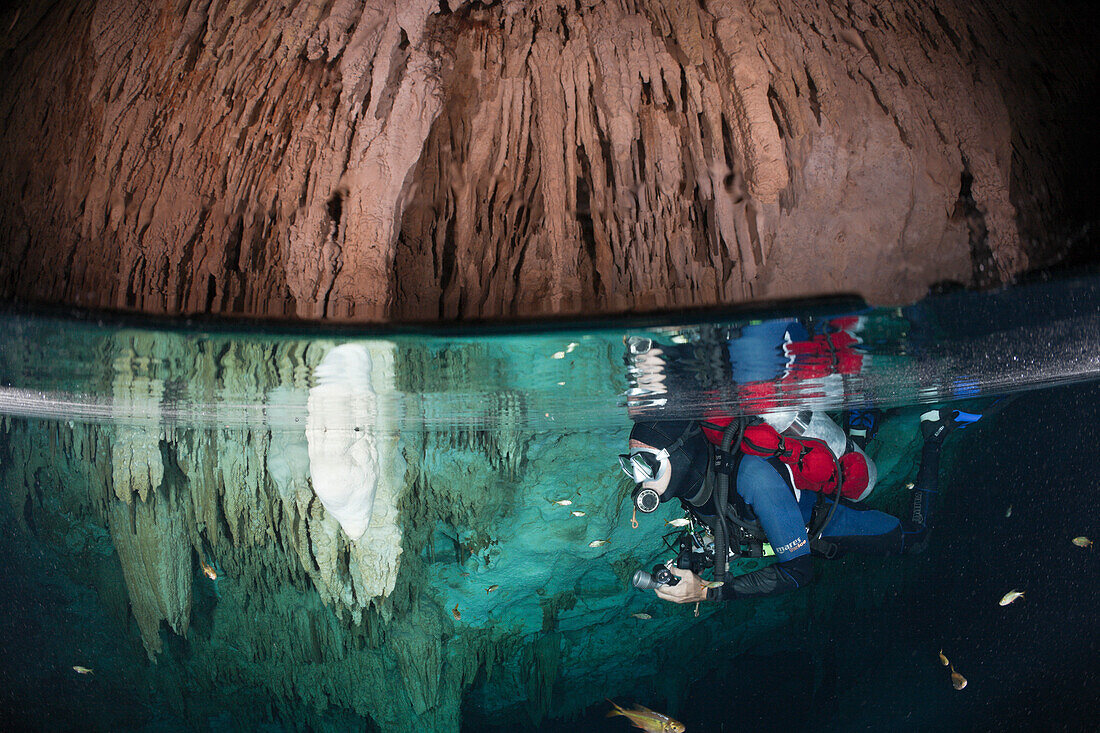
[628,421,710,502]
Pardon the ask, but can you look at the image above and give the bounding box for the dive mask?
[618,449,668,483]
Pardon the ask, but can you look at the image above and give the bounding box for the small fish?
[452,604,460,621]
[665,518,691,528]
[1005,505,1013,518]
[631,612,653,620]
[904,482,915,490]
[606,699,686,733]
[72,666,94,675]
[565,342,578,353]
[1072,536,1093,548]
[551,351,566,359]
[550,499,573,506]
[571,510,586,517]
[485,584,499,594]
[700,580,725,589]
[999,590,1025,606]
[588,540,609,548]
[938,649,950,667]
[200,560,218,581]
[950,664,967,690]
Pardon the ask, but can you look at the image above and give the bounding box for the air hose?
[813,447,844,541]
[713,418,745,584]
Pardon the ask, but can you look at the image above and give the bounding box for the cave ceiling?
[0,0,1095,321]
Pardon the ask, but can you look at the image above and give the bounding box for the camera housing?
[631,564,678,590]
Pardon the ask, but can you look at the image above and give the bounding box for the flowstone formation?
[0,317,953,730]
[1,0,1095,320]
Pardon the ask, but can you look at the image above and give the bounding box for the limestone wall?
[1,0,1094,321]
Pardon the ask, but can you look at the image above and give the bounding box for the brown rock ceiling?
[0,0,1095,322]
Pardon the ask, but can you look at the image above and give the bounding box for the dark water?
[545,382,1100,732]
[473,382,1100,733]
[1,275,1098,732]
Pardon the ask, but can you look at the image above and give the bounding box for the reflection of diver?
[625,315,870,417]
[621,407,981,604]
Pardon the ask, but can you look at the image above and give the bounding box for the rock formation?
[0,298,951,730]
[1,0,1096,321]
[0,319,544,727]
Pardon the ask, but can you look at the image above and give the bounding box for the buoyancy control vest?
[680,414,864,561]
[700,413,874,502]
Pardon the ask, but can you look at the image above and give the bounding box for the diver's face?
[628,439,672,496]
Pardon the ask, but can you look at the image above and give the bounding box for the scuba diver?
[622,406,982,604]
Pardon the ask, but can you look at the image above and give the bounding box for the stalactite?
[523,631,562,723]
[106,488,193,658]
[109,337,165,504]
[2,0,1092,320]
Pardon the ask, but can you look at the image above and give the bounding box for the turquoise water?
[1,275,1098,731]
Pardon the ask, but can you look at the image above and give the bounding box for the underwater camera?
[631,530,713,590]
[632,563,679,590]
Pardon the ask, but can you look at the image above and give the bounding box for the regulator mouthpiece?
[632,486,661,514]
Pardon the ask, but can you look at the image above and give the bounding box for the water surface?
[1,275,1098,731]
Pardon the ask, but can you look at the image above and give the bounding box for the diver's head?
[621,421,711,513]
[621,438,672,512]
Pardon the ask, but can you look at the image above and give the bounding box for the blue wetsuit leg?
[796,492,905,555]
[727,321,809,384]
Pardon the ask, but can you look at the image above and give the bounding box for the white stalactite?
[306,342,405,606]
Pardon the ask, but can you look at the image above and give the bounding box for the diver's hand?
[654,567,708,604]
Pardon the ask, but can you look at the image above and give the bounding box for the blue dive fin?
[951,409,983,427]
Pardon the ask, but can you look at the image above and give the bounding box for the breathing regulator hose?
[713,418,745,585]
[709,414,846,581]
[814,447,844,540]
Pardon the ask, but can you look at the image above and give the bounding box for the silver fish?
[606,700,686,732]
